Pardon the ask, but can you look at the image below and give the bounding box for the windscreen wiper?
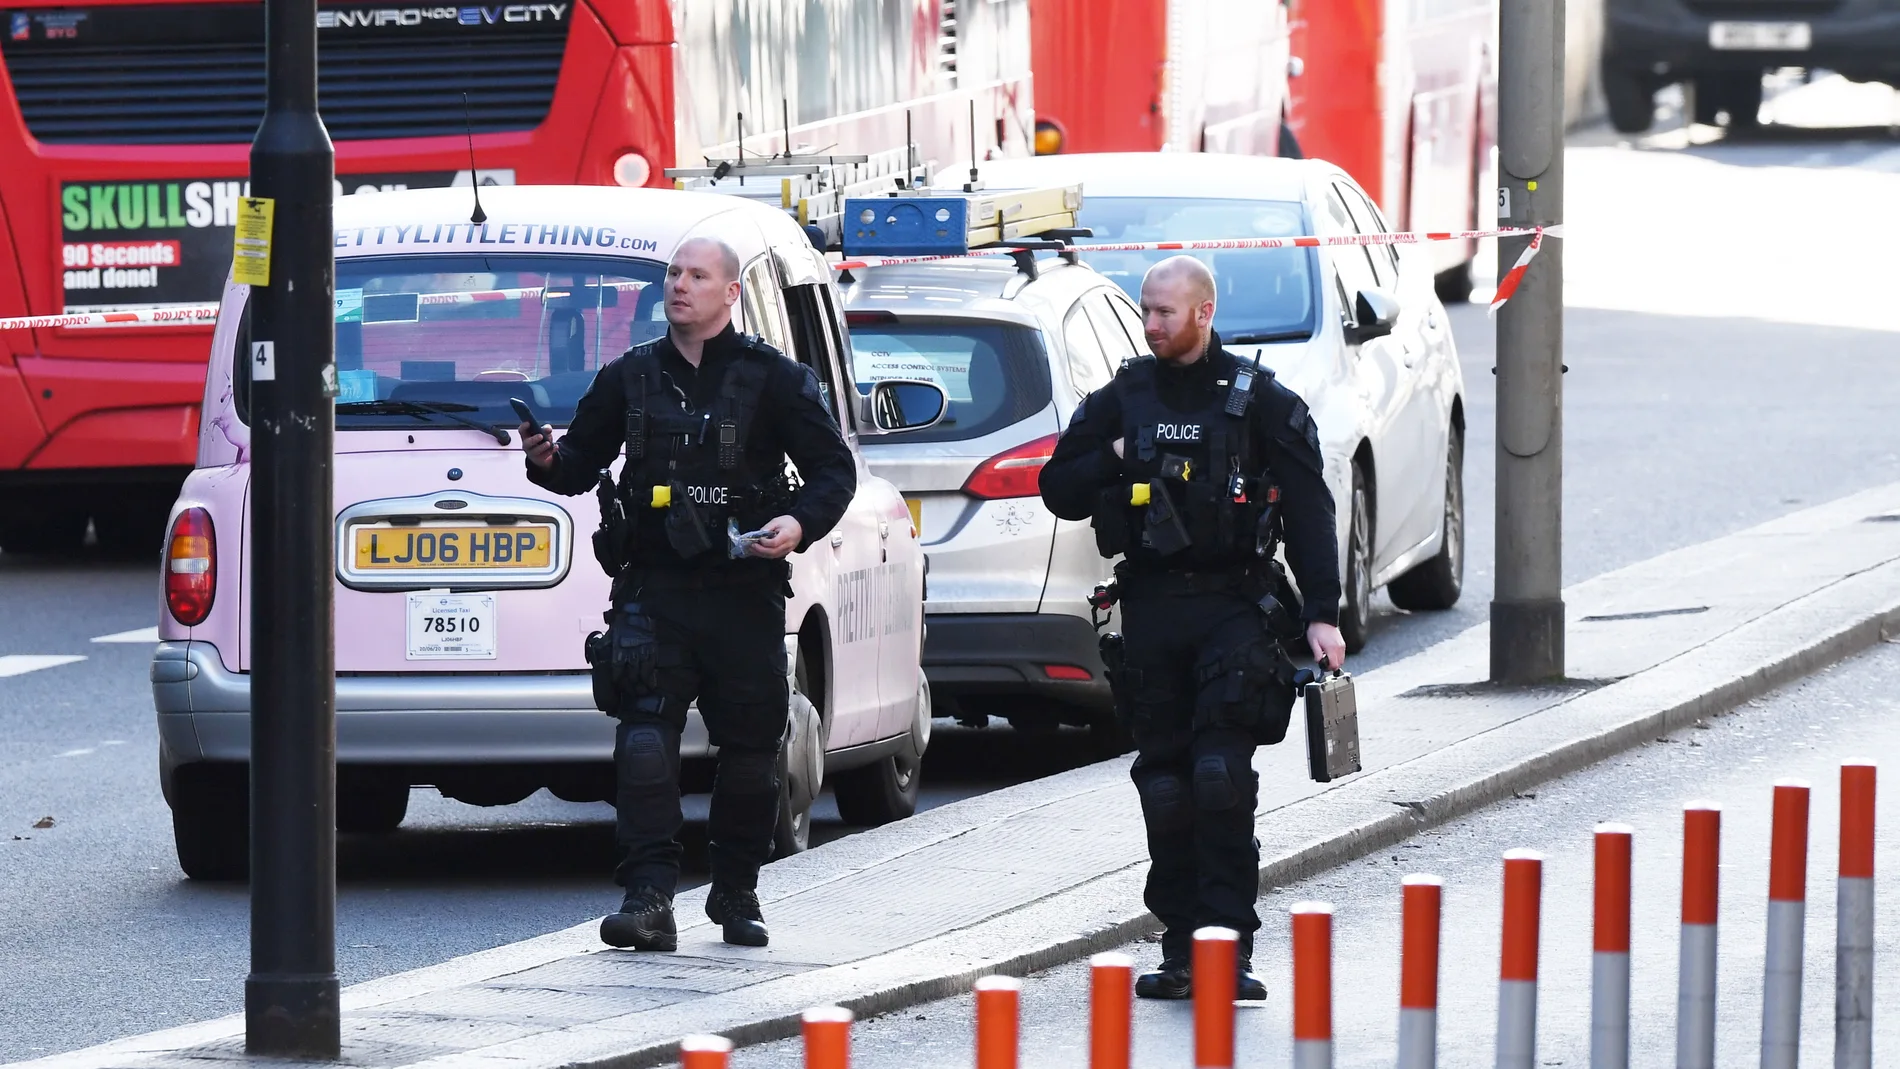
[334,399,512,445]
[1226,329,1313,344]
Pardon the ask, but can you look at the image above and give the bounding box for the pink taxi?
[152,186,933,880]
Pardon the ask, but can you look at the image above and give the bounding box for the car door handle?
[830,533,845,548]
[878,521,889,539]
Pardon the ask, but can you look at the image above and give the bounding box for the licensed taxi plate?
[1709,21,1810,50]
[353,525,553,570]
[407,592,495,660]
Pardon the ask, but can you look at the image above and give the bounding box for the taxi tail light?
[165,508,216,626]
[962,434,1058,500]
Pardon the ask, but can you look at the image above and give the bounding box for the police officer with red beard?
[1039,256,1344,1000]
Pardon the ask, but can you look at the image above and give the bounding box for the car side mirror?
[1349,287,1400,343]
[859,379,948,432]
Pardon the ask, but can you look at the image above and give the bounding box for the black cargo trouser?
[1115,580,1297,967]
[591,572,788,897]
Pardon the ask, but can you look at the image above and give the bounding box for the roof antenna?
[462,92,487,225]
[781,97,791,159]
[903,109,915,189]
[964,99,981,192]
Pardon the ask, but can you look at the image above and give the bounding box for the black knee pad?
[717,748,779,796]
[619,724,674,786]
[1135,771,1193,832]
[1193,754,1239,811]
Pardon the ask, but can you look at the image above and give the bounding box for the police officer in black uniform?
[519,236,856,951]
[1039,256,1344,1000]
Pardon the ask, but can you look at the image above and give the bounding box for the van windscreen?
[313,254,667,430]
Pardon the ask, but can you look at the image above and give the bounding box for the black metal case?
[1303,670,1361,782]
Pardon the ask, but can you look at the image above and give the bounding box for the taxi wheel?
[832,677,927,827]
[171,764,248,881]
[1339,461,1374,654]
[1388,426,1465,612]
[337,774,410,835]
[772,651,824,858]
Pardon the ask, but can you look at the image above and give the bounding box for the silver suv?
[836,255,1148,746]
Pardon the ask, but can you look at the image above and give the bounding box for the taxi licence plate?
[353,525,553,570]
[1709,21,1810,50]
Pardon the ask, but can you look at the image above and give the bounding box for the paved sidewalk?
[26,482,1900,1069]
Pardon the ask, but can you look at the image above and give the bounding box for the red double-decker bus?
[1027,0,1297,157]
[0,0,1031,554]
[1027,0,1492,302]
[1288,0,1496,301]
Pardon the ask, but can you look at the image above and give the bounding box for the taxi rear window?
[846,318,1052,444]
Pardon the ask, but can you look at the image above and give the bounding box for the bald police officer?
[520,236,856,951]
[1040,256,1344,1000]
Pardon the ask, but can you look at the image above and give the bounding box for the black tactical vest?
[614,337,785,556]
[1093,351,1278,569]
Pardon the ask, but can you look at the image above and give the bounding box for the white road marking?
[91,626,160,644]
[0,655,86,678]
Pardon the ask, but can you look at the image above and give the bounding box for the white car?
[838,254,1145,746]
[153,185,939,878]
[949,153,1469,649]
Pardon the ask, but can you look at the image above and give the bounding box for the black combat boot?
[1134,959,1193,1000]
[1236,960,1267,1001]
[706,885,769,947]
[599,886,678,951]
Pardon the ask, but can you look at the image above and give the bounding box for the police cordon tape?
[832,224,1566,317]
[0,226,1559,334]
[0,281,654,333]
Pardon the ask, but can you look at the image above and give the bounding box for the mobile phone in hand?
[510,398,552,445]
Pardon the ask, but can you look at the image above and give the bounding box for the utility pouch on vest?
[1141,480,1192,557]
[1098,631,1135,725]
[1092,486,1132,557]
[592,469,632,575]
[584,629,616,714]
[1256,591,1302,642]
[661,481,716,558]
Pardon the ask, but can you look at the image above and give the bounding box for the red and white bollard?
[1497,850,1543,1069]
[974,976,1021,1069]
[1836,762,1876,1069]
[1760,779,1810,1069]
[1592,823,1633,1069]
[1193,926,1238,1069]
[801,1006,852,1069]
[1291,903,1334,1069]
[1089,953,1133,1069]
[1677,802,1721,1069]
[1398,875,1442,1069]
[680,1035,733,1069]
